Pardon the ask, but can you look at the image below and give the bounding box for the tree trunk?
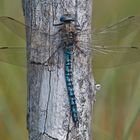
[22,0,97,139]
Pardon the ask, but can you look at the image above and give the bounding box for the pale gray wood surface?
[22,0,98,139]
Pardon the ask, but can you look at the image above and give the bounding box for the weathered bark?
[22,0,98,139]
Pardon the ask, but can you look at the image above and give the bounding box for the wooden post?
[22,0,98,139]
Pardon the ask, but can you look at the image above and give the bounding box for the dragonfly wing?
[79,16,140,46]
[0,17,62,66]
[0,16,60,40]
[0,45,63,67]
[1,15,140,45]
[77,42,140,68]
[77,16,140,68]
[1,16,140,68]
[0,47,26,67]
[0,17,26,39]
[92,45,140,68]
[92,16,140,68]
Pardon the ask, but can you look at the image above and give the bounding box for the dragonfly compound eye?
[60,16,66,22]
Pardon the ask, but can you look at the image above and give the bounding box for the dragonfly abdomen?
[64,46,79,127]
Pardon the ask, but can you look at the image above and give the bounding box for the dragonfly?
[0,15,140,68]
[0,14,140,126]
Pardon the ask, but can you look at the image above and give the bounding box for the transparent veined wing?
[0,17,24,66]
[94,16,140,68]
[0,16,61,40]
[0,16,140,68]
[93,16,140,46]
[92,46,140,68]
[0,47,26,66]
[1,15,140,44]
[0,17,27,66]
[0,17,26,39]
[80,16,140,46]
[0,16,61,66]
[79,16,140,68]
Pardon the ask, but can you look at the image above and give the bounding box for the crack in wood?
[66,121,70,140]
[43,71,52,132]
[43,132,58,140]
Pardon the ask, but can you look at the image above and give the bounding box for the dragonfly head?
[60,14,76,23]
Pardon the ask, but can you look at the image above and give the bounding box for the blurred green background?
[0,0,140,140]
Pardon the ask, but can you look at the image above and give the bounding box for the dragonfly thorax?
[62,23,76,33]
[61,23,77,46]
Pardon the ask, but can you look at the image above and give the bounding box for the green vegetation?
[93,0,140,139]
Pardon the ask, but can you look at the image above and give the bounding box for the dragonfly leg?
[75,45,87,56]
